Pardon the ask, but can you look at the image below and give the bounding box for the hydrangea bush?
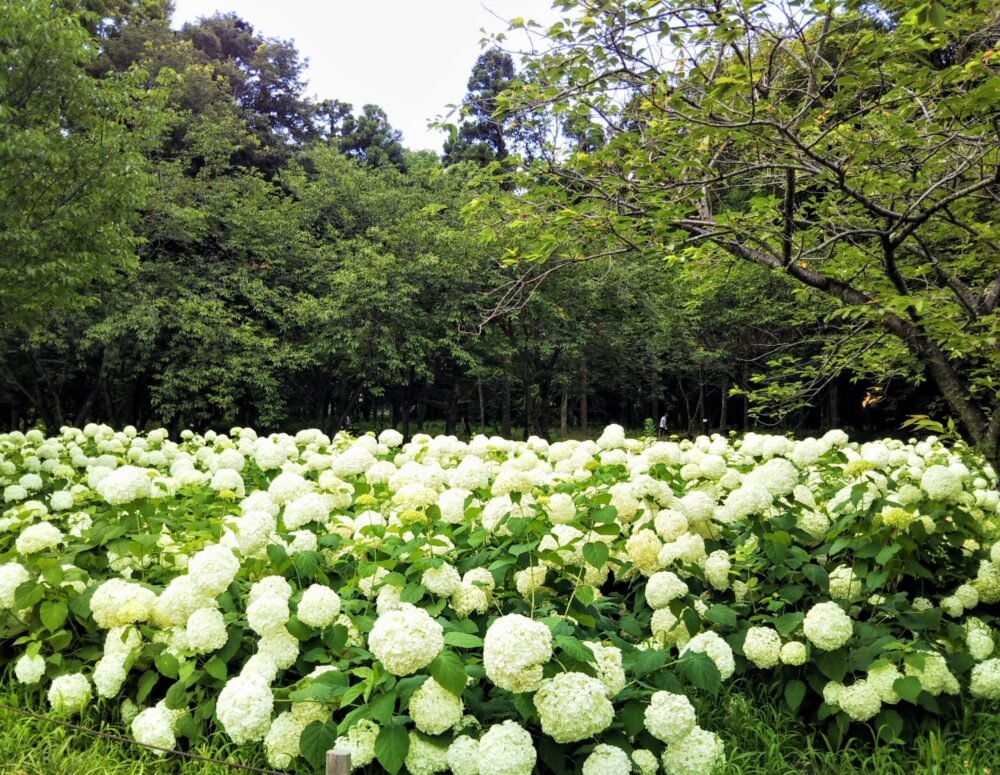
[0,423,998,774]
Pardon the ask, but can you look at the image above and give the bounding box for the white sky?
[171,0,559,152]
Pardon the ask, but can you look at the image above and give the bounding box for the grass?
[701,685,999,774]
[0,684,998,774]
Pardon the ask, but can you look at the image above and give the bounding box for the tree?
[314,100,407,170]
[0,0,160,329]
[496,0,1000,465]
[444,48,546,169]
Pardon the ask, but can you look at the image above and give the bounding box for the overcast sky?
[171,1,559,152]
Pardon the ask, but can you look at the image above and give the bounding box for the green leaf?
[14,582,44,611]
[136,670,158,704]
[582,541,609,568]
[632,648,669,677]
[620,700,646,737]
[875,708,905,742]
[286,616,317,641]
[816,649,848,682]
[678,651,721,694]
[893,675,923,703]
[39,601,68,632]
[512,692,537,721]
[555,635,596,665]
[267,542,289,569]
[430,650,467,697]
[155,651,180,679]
[705,605,738,629]
[772,612,805,635]
[300,721,339,771]
[164,681,187,710]
[369,690,396,724]
[374,722,410,775]
[444,631,483,648]
[784,679,806,711]
[874,544,901,566]
[203,657,227,681]
[293,551,321,580]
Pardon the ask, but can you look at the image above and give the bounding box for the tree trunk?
[579,358,588,433]
[719,385,728,431]
[560,388,568,437]
[477,378,486,431]
[501,368,512,438]
[650,358,658,422]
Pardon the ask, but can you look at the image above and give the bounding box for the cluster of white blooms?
[803,602,854,651]
[645,690,697,743]
[483,614,553,693]
[15,521,63,555]
[534,671,614,742]
[583,744,631,775]
[48,673,92,715]
[14,651,46,684]
[1,422,998,770]
[661,726,727,775]
[368,604,444,676]
[296,584,341,628]
[185,607,228,654]
[333,719,379,767]
[131,704,177,752]
[187,544,240,597]
[682,631,736,680]
[742,626,782,669]
[409,677,464,734]
[216,673,274,743]
[90,579,156,629]
[96,465,152,505]
[646,570,689,609]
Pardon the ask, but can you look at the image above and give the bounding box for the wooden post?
[326,748,351,775]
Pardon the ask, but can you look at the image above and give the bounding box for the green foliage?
[495,0,1000,464]
[0,0,162,328]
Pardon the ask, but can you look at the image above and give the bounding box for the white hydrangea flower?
[583,744,631,775]
[405,729,450,775]
[446,735,480,775]
[334,720,379,768]
[681,631,735,680]
[368,603,444,676]
[803,602,853,651]
[96,465,151,505]
[779,641,807,666]
[216,673,274,743]
[645,690,697,743]
[264,711,306,769]
[586,641,626,697]
[90,579,156,629]
[661,726,726,775]
[534,672,613,743]
[970,658,1000,699]
[742,626,782,669]
[409,677,464,735]
[483,614,553,693]
[131,705,176,753]
[15,521,64,555]
[423,563,462,597]
[838,680,881,721]
[14,652,46,684]
[297,584,341,628]
[646,571,689,609]
[48,673,91,715]
[187,544,240,597]
[185,607,228,654]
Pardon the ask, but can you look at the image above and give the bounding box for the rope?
[0,701,290,775]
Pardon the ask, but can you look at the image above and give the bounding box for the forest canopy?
[1,0,997,466]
